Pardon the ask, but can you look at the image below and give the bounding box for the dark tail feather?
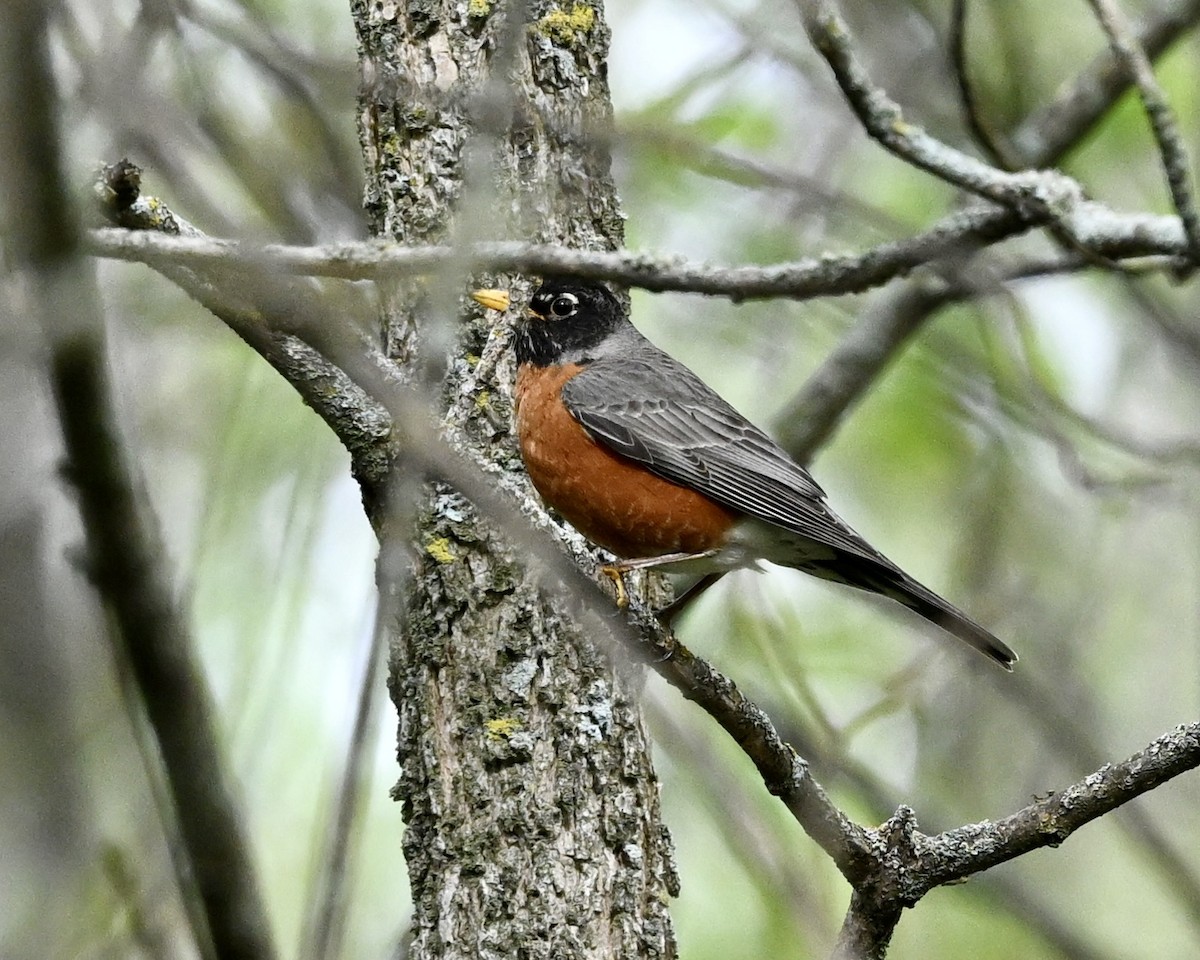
[838,559,1017,670]
[900,588,1017,671]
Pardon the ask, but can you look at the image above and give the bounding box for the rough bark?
[348,2,678,958]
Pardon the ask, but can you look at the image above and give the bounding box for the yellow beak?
[471,288,511,312]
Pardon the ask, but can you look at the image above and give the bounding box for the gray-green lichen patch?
[534,3,595,46]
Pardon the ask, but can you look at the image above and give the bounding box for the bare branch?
[1012,0,1200,167]
[948,0,1015,169]
[3,9,278,960]
[774,0,1200,469]
[917,722,1200,889]
[85,200,1193,300]
[84,205,1038,297]
[796,0,1081,215]
[1085,0,1200,262]
[300,569,390,960]
[93,161,396,507]
[649,635,878,882]
[776,284,944,462]
[829,724,1200,957]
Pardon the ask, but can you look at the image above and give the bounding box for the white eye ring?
[549,293,578,318]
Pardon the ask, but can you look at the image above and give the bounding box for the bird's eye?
[549,294,578,318]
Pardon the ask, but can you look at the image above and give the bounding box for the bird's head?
[472,277,627,366]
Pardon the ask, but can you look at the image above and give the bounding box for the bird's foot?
[601,551,724,611]
[600,564,631,608]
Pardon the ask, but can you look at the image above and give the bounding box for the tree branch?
[3,10,278,960]
[52,324,281,960]
[1012,0,1200,167]
[93,161,396,509]
[774,0,1200,467]
[1085,0,1200,263]
[795,0,1080,216]
[85,198,1192,299]
[917,721,1200,889]
[776,283,945,462]
[948,0,1014,169]
[829,723,1200,957]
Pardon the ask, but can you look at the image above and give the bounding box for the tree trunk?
[348,2,678,957]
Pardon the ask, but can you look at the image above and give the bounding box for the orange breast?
[514,363,738,559]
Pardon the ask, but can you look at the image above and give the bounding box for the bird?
[471,278,1017,670]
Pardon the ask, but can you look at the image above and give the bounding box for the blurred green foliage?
[8,0,1200,958]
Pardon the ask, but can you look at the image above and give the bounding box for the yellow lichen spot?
[475,390,491,411]
[465,353,481,366]
[467,0,491,16]
[486,717,521,740]
[145,196,170,228]
[425,537,456,564]
[537,3,595,45]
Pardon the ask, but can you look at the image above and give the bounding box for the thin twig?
[796,0,1081,216]
[618,120,907,234]
[85,198,1195,299]
[301,569,391,960]
[3,7,278,960]
[1085,0,1200,263]
[948,0,1014,168]
[1011,0,1200,167]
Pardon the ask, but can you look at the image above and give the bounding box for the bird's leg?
[600,565,632,608]
[655,572,725,624]
[600,550,721,609]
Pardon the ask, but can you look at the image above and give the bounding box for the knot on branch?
[94,158,141,213]
[94,158,187,234]
[879,805,917,852]
[1002,169,1083,223]
[876,805,923,906]
[846,805,931,911]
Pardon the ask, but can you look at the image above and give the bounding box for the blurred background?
[3,0,1200,958]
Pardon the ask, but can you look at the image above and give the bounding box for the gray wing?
[560,349,882,563]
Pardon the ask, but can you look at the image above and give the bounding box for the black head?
[514,278,627,367]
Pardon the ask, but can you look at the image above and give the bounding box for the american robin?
[471,279,1016,670]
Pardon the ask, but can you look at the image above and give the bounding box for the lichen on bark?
[349,1,678,956]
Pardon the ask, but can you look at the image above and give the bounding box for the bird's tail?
[834,556,1017,670]
[895,581,1017,670]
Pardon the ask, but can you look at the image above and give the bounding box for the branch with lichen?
[772,0,1200,467]
[86,199,1192,300]
[1085,0,1200,263]
[93,160,396,507]
[796,0,1079,217]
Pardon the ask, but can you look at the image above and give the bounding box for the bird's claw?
[600,564,630,608]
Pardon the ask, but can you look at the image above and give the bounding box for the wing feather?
[560,351,880,562]
[558,342,1017,670]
